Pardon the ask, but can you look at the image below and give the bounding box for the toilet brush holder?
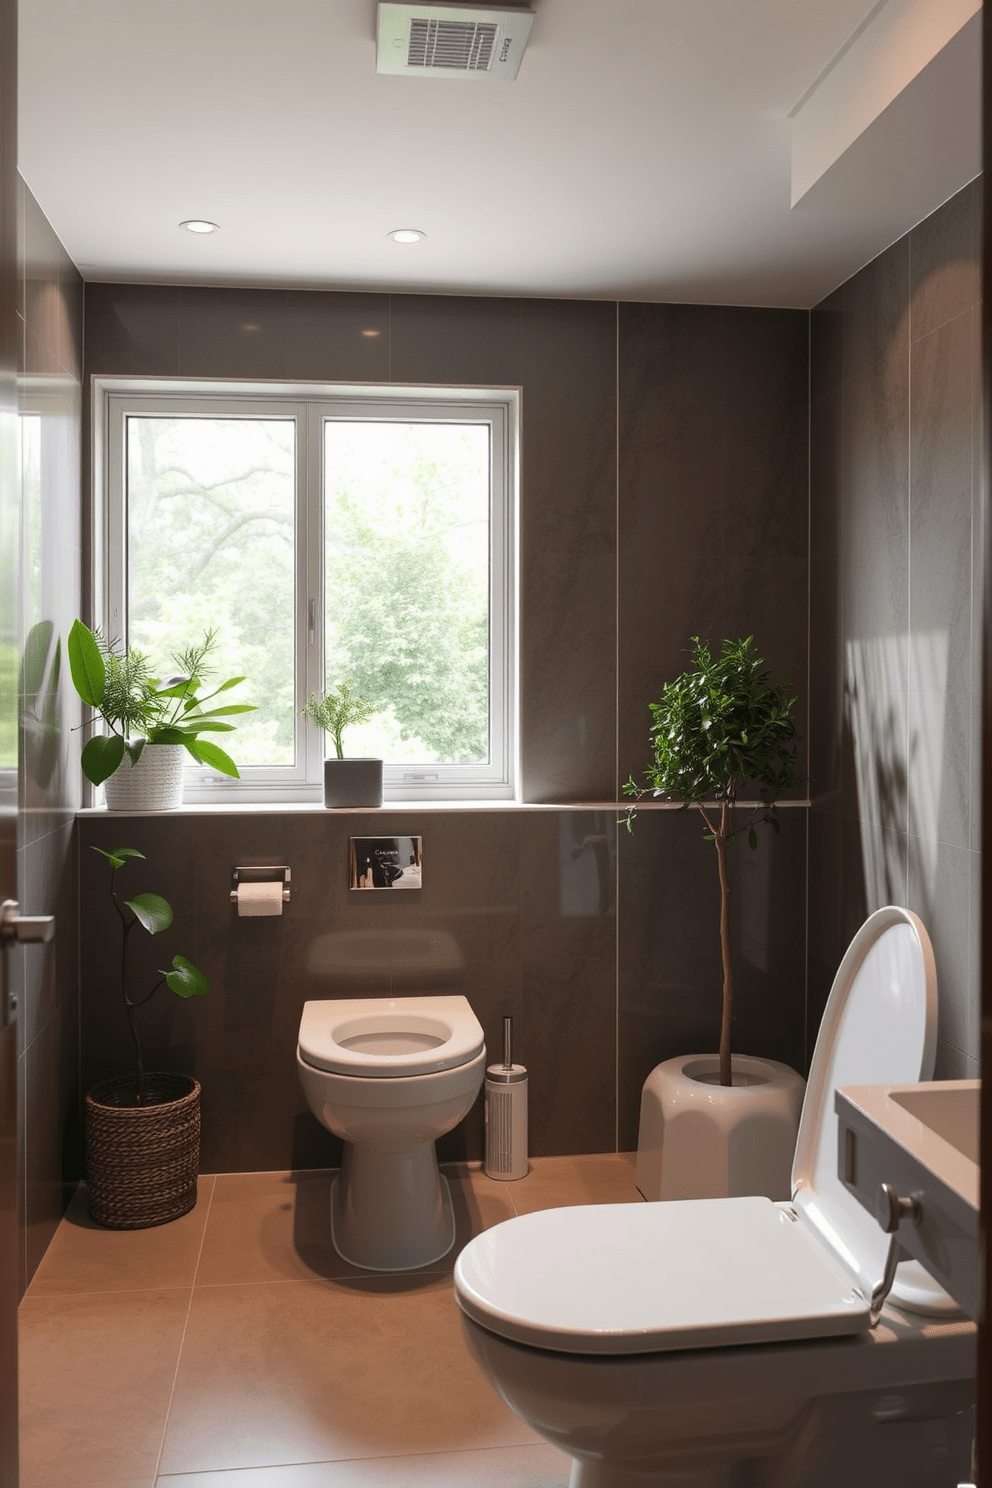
[484,1016,528,1180]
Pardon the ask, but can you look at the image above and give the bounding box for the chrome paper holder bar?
[230,866,291,905]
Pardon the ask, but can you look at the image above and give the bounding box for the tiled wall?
[0,0,18,1455]
[808,176,982,1078]
[78,285,810,1169]
[15,179,83,1290]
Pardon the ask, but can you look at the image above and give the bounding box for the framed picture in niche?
[350,836,423,890]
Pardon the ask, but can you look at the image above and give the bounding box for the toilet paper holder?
[230,866,291,904]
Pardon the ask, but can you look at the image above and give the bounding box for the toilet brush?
[484,1015,528,1180]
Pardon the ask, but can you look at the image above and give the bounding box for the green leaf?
[152,678,196,700]
[145,726,187,746]
[172,720,236,734]
[182,704,256,720]
[186,738,240,778]
[163,955,208,999]
[124,892,173,935]
[748,829,758,850]
[92,845,146,870]
[67,620,105,707]
[81,733,125,785]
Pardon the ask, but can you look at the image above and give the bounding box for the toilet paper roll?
[236,881,284,917]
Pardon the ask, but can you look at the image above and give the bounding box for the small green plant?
[68,620,256,786]
[302,682,378,758]
[95,846,208,1105]
[623,636,801,1087]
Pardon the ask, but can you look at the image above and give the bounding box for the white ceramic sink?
[835,1080,980,1319]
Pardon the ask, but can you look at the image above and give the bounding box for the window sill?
[75,797,812,818]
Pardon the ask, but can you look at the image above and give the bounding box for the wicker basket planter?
[85,1073,201,1229]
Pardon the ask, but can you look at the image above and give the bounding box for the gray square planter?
[323,757,383,808]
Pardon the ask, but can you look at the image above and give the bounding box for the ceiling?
[16,0,982,309]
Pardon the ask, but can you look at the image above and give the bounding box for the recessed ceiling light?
[180,219,220,234]
[361,329,382,338]
[388,228,426,244]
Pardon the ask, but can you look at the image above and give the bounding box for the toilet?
[298,993,485,1270]
[454,907,976,1486]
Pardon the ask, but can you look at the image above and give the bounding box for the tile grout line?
[155,1439,566,1482]
[614,296,621,1156]
[150,1174,217,1484]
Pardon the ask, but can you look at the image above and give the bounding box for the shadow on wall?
[845,627,957,908]
[844,634,911,908]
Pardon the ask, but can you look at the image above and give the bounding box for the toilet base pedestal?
[331,1138,456,1271]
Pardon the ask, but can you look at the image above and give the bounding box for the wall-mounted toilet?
[298,993,485,1271]
[454,907,975,1486]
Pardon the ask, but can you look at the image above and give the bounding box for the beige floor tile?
[157,1442,571,1485]
[506,1152,643,1215]
[194,1167,515,1286]
[26,1177,216,1296]
[24,1479,154,1488]
[19,1288,192,1486]
[158,1274,541,1475]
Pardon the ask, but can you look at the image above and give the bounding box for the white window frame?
[93,378,519,804]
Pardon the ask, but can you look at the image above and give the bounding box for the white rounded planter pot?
[103,743,185,811]
[323,757,383,808]
[636,1053,806,1203]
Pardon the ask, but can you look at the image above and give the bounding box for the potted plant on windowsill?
[623,636,806,1203]
[303,682,382,807]
[84,845,208,1228]
[68,621,255,811]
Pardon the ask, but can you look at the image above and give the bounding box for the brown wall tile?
[84,282,180,375]
[178,286,288,379]
[73,281,816,1176]
[283,289,390,382]
[389,293,521,386]
[808,175,981,1069]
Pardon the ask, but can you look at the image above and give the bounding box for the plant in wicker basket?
[85,845,208,1229]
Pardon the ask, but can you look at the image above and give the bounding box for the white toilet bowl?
[454,908,976,1486]
[298,994,485,1270]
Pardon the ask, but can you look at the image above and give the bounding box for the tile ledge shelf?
[76,797,812,818]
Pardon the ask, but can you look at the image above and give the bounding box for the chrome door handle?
[0,900,55,945]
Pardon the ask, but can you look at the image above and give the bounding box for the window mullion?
[302,404,324,785]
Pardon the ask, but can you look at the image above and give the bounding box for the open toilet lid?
[789,907,937,1299]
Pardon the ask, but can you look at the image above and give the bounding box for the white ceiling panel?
[17,0,981,307]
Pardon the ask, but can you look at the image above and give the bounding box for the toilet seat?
[455,1196,869,1353]
[455,906,946,1355]
[298,993,484,1077]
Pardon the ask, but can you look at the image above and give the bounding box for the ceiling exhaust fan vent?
[377,3,534,81]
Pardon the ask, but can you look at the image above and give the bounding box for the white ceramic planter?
[636,1052,806,1202]
[103,743,185,811]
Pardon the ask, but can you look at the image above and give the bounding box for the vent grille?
[408,18,497,71]
[377,4,533,82]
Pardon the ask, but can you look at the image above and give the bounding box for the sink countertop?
[835,1080,980,1320]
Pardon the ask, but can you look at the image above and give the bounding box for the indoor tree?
[623,636,801,1087]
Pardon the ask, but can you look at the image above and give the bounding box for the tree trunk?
[716,800,733,1086]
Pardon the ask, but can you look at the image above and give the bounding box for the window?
[95,381,518,802]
